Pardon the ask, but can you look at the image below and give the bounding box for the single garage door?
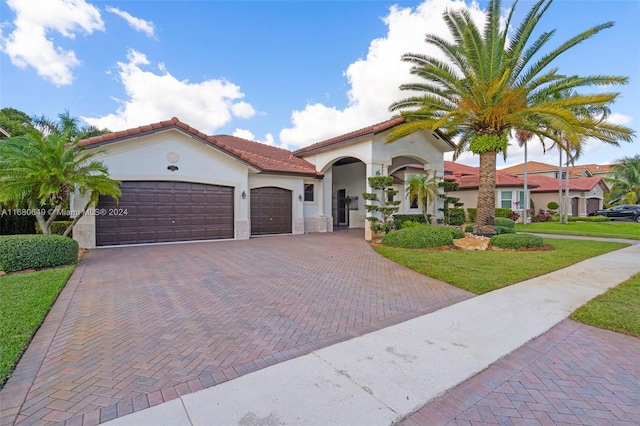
[96,181,234,246]
[250,187,292,235]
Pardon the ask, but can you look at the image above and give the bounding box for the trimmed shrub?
[466,208,477,222]
[381,226,454,249]
[448,208,465,226]
[494,217,515,228]
[393,214,429,229]
[444,226,465,239]
[495,208,513,218]
[490,234,544,249]
[35,221,72,236]
[547,201,559,210]
[0,214,36,235]
[570,216,610,222]
[496,226,516,234]
[401,220,426,228]
[465,224,474,233]
[0,235,78,272]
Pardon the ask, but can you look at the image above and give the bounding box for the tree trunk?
[523,140,528,224]
[558,149,563,222]
[564,142,570,224]
[474,150,497,234]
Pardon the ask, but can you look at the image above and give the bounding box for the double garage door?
[96,182,293,246]
[96,181,234,246]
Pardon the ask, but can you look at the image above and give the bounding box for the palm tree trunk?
[523,140,528,224]
[558,149,563,222]
[474,151,497,234]
[564,147,570,224]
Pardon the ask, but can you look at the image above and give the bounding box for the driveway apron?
[0,230,473,425]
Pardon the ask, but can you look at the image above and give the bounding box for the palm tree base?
[473,224,497,236]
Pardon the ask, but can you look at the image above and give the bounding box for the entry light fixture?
[242,190,247,199]
[298,194,303,201]
[167,165,179,172]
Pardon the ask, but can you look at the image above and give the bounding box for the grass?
[375,238,628,294]
[0,266,75,388]
[571,273,640,338]
[514,220,640,240]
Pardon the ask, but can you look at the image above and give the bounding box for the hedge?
[35,221,72,236]
[496,226,516,234]
[0,235,79,272]
[466,208,512,221]
[444,226,465,239]
[466,208,476,222]
[0,214,36,235]
[495,208,513,218]
[448,208,465,226]
[393,214,430,229]
[490,234,544,249]
[494,217,515,228]
[381,226,454,249]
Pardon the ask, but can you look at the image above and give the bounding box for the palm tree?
[607,155,640,205]
[386,0,634,234]
[0,114,120,236]
[405,173,440,223]
[515,130,535,223]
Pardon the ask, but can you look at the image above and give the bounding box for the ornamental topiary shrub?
[496,226,516,234]
[0,235,79,272]
[466,208,477,222]
[490,234,544,250]
[381,226,454,249]
[494,217,515,228]
[448,208,465,226]
[465,224,475,233]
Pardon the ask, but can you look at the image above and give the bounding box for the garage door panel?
[250,187,292,235]
[96,181,234,246]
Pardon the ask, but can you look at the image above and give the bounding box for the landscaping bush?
[401,220,426,228]
[448,208,465,226]
[490,234,544,249]
[465,224,474,233]
[495,208,512,218]
[509,210,520,222]
[496,226,516,234]
[466,208,477,222]
[443,226,465,239]
[381,226,454,249]
[0,235,79,272]
[0,214,36,235]
[494,217,515,228]
[35,221,72,236]
[531,209,553,222]
[393,214,429,229]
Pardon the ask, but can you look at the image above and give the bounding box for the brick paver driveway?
[1,230,473,425]
[401,320,640,425]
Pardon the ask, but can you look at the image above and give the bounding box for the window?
[304,184,314,202]
[500,191,512,209]
[410,195,419,209]
[518,191,525,210]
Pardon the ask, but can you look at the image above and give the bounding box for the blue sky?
[1,0,638,168]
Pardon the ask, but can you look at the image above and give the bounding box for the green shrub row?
[448,208,465,226]
[464,208,514,222]
[35,221,72,235]
[0,235,78,272]
[490,234,544,249]
[494,217,515,228]
[569,216,610,222]
[393,214,430,229]
[382,226,454,249]
[496,226,516,234]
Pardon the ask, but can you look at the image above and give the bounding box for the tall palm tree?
[515,130,535,223]
[0,115,120,236]
[405,173,440,223]
[607,155,640,205]
[386,0,634,234]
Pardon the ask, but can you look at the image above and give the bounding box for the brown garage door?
[250,187,292,235]
[96,181,234,246]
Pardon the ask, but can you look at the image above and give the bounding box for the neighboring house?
[0,125,10,138]
[527,175,609,216]
[501,161,614,179]
[72,117,454,247]
[444,161,537,216]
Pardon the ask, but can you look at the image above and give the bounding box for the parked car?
[588,204,640,222]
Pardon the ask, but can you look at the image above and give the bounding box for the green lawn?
[515,221,640,240]
[375,238,628,294]
[571,273,640,338]
[0,266,75,388]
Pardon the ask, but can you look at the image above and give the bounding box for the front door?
[337,189,347,226]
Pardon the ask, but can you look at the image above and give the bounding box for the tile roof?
[77,117,322,177]
[501,161,614,177]
[528,175,607,193]
[444,161,538,189]
[444,161,478,176]
[292,117,455,156]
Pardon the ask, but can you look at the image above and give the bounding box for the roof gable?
[77,117,321,177]
[528,175,607,192]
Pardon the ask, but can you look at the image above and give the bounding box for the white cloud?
[105,6,156,39]
[0,0,104,86]
[82,49,256,133]
[231,102,256,119]
[232,129,278,148]
[280,0,486,149]
[606,112,632,125]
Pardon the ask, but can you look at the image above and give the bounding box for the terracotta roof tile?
[444,161,478,176]
[455,171,533,189]
[77,117,321,177]
[528,175,607,192]
[500,161,557,174]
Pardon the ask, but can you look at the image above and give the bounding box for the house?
[72,117,455,248]
[443,161,609,217]
[527,175,609,216]
[501,161,614,179]
[444,161,536,215]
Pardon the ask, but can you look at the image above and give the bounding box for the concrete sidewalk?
[105,242,640,426]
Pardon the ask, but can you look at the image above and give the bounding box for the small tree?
[362,176,400,234]
[405,174,440,224]
[439,181,463,225]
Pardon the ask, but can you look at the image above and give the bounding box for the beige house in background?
[501,161,614,180]
[528,175,609,216]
